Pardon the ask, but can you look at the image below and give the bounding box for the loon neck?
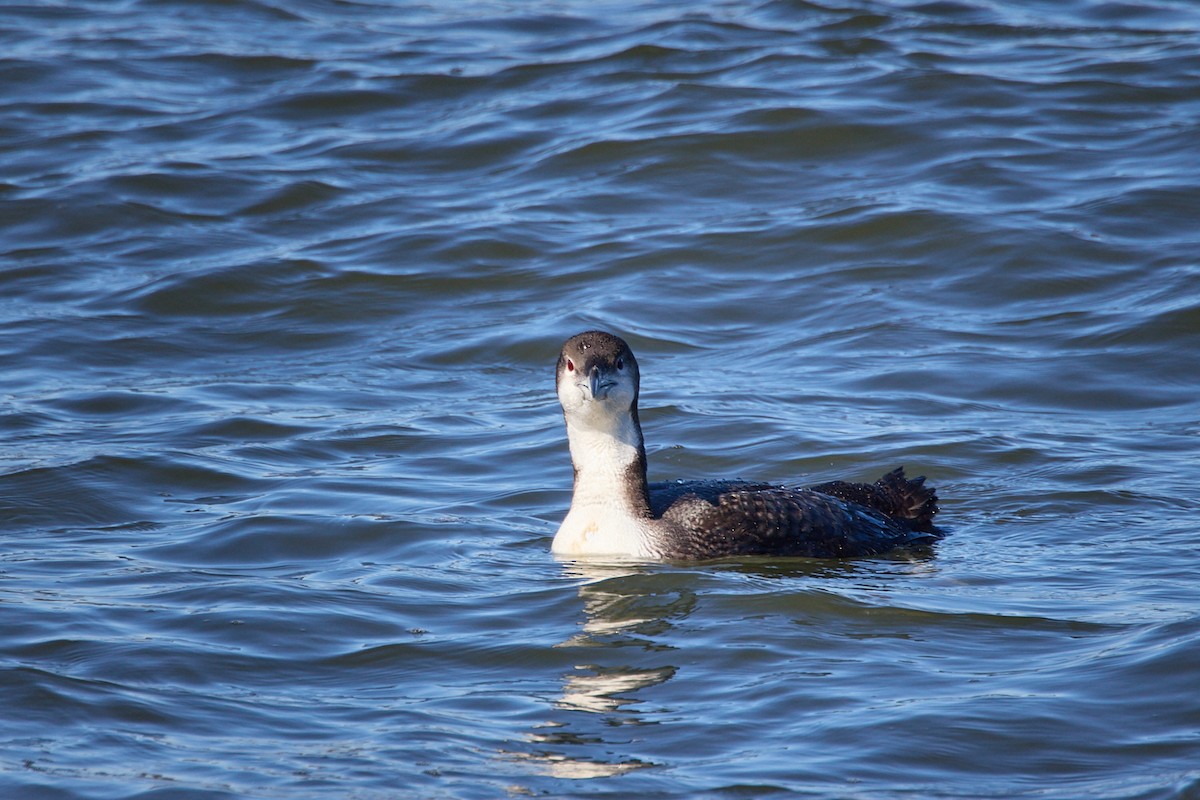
[565,409,652,519]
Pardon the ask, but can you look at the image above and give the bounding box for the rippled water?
[3,1,1199,798]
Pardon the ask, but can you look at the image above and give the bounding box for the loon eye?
[566,358,575,372]
[616,357,624,370]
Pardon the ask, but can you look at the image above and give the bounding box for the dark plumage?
[649,468,941,559]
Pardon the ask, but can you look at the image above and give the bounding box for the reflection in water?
[556,664,677,715]
[507,561,694,779]
[504,556,937,780]
[508,733,649,779]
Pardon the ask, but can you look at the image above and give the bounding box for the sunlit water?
[3,1,1199,798]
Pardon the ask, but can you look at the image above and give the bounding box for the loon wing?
[647,468,942,559]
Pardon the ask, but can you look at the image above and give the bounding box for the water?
[2,0,1199,797]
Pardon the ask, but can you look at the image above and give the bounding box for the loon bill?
[552,330,944,560]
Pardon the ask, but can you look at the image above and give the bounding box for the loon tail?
[810,466,942,535]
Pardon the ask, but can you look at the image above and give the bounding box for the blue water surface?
[2,0,1199,798]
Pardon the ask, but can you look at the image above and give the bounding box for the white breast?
[552,505,657,558]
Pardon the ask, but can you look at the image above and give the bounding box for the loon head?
[556,330,640,434]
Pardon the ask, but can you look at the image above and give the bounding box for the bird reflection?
[504,560,694,779]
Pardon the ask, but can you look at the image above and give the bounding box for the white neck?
[567,409,641,478]
[552,410,656,558]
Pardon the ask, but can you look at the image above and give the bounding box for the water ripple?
[3,0,1200,798]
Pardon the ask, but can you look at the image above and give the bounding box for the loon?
[552,330,944,560]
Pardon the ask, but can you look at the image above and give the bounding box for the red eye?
[566,359,575,372]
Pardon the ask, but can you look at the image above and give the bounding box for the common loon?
[552,330,943,560]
